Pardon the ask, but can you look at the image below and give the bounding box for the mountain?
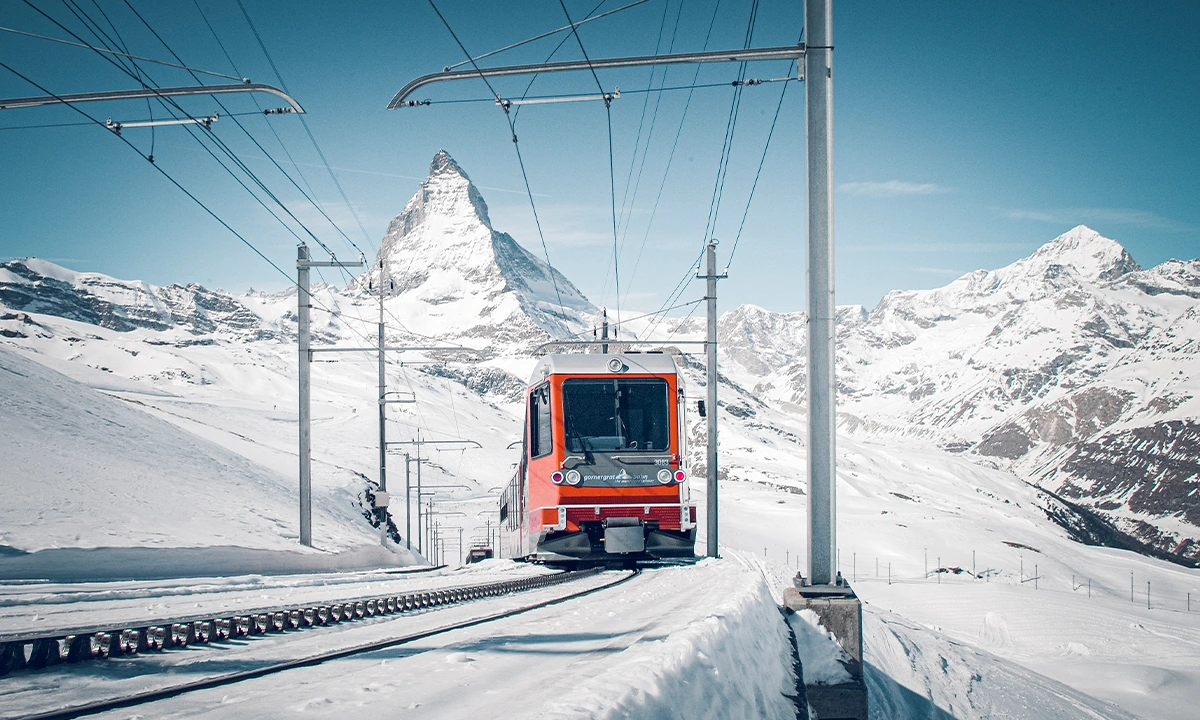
[712,226,1200,563]
[0,258,276,340]
[1,166,1195,566]
[350,150,593,347]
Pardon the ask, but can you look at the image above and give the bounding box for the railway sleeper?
[1,570,593,676]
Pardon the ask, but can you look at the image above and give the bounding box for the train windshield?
[561,378,670,453]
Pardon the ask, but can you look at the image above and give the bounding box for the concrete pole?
[805,0,837,586]
[705,241,720,559]
[297,244,312,547]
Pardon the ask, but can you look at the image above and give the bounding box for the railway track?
[5,567,636,720]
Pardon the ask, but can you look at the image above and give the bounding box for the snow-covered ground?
[0,556,798,720]
[5,306,1199,717]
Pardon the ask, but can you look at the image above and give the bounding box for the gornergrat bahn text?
[501,353,697,564]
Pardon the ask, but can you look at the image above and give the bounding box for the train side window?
[529,383,552,458]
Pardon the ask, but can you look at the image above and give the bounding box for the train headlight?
[673,470,686,483]
[657,469,672,484]
[565,469,582,485]
[551,471,565,484]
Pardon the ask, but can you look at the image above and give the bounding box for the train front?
[501,353,697,563]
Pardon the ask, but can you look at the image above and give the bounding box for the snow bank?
[544,554,798,720]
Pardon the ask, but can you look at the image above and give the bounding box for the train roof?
[530,353,681,384]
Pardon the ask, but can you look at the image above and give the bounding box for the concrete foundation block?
[784,576,868,720]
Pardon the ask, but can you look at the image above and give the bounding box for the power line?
[615,0,674,240]
[700,0,759,250]
[424,0,569,324]
[235,0,375,258]
[615,0,684,310]
[510,0,608,129]
[0,59,340,318]
[624,0,723,315]
[445,0,648,71]
[726,61,792,268]
[0,25,246,82]
[15,4,377,348]
[556,0,621,325]
[114,0,360,268]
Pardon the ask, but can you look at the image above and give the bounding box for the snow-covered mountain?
[1,149,1196,566]
[712,226,1200,562]
[0,257,278,340]
[350,150,593,346]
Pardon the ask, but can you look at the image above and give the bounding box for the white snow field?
[0,557,798,720]
[0,345,419,579]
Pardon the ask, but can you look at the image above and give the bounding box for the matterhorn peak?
[429,149,467,179]
[350,151,592,343]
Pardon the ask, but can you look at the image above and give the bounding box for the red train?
[500,352,697,563]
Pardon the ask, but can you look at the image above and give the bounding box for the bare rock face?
[0,258,272,339]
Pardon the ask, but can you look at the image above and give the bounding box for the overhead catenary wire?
[0,59,349,324]
[555,0,622,328]
[726,59,793,268]
[424,0,568,324]
[134,0,368,281]
[624,0,724,312]
[16,4,384,350]
[22,1,327,249]
[509,0,608,129]
[445,0,648,71]
[235,0,376,258]
[614,0,676,241]
[700,0,759,251]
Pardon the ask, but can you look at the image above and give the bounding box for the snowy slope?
[0,345,417,575]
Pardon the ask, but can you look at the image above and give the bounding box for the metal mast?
[699,242,726,558]
[377,260,388,541]
[806,0,837,586]
[296,244,364,547]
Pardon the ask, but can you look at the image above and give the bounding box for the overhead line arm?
[389,45,804,108]
[0,83,305,113]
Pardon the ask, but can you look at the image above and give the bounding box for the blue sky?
[1,0,1197,314]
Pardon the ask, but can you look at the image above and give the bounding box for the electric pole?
[698,241,726,558]
[601,308,609,354]
[296,243,363,547]
[806,0,837,587]
[387,436,480,558]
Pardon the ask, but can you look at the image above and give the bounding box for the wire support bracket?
[106,112,218,135]
[496,88,619,109]
[389,44,805,109]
